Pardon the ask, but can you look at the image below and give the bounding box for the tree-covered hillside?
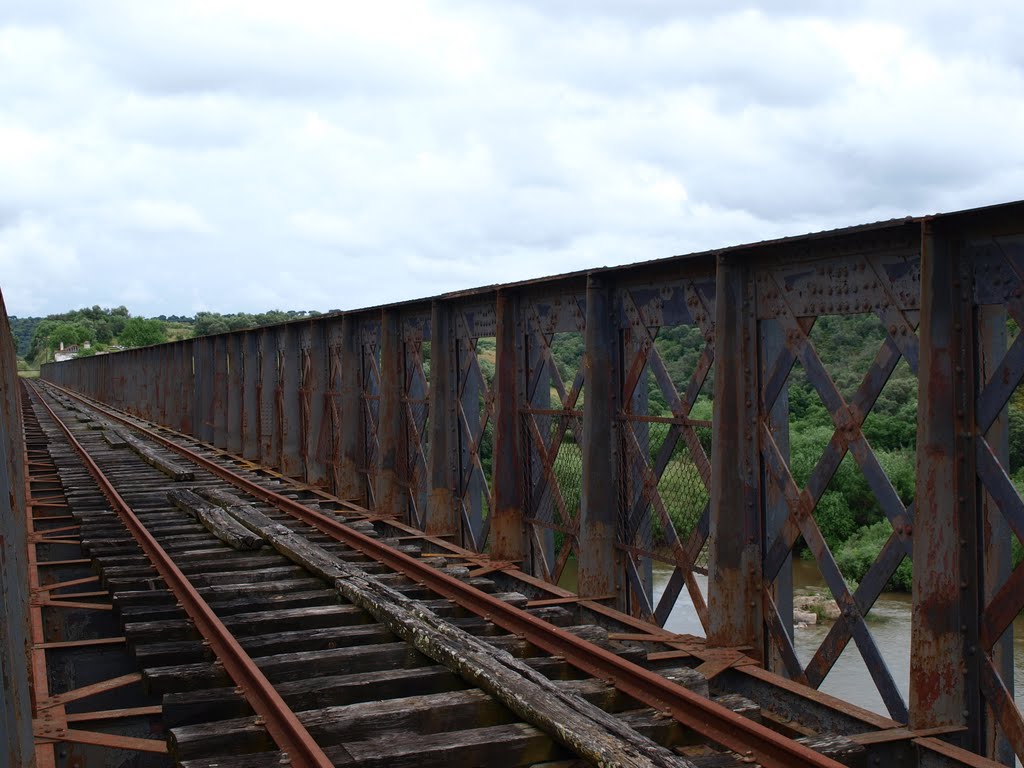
[16,306,327,364]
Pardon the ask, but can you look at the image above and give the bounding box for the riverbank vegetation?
[542,314,1020,594]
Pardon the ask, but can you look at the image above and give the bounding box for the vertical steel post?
[139,347,151,418]
[978,303,1014,764]
[0,293,31,768]
[525,324,554,577]
[579,274,619,602]
[304,322,328,487]
[426,301,458,535]
[127,349,138,415]
[337,315,363,503]
[378,309,407,518]
[226,333,243,456]
[241,331,259,460]
[213,334,228,449]
[708,254,764,658]
[761,317,793,671]
[493,290,525,563]
[626,326,653,613]
[156,344,167,425]
[258,328,279,466]
[279,325,303,477]
[196,338,214,442]
[911,219,982,751]
[179,339,193,435]
[460,327,482,542]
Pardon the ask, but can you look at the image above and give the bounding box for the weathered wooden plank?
[146,627,595,693]
[118,588,337,623]
[167,488,265,550]
[173,675,711,762]
[113,577,326,608]
[163,660,552,728]
[218,494,693,768]
[179,722,564,768]
[171,687,519,759]
[135,608,578,667]
[102,429,128,448]
[124,604,371,644]
[116,428,195,480]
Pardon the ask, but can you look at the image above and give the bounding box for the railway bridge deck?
[3,199,1024,766]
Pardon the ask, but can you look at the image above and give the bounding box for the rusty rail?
[48,381,847,768]
[26,385,334,768]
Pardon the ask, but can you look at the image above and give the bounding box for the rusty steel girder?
[39,199,1024,765]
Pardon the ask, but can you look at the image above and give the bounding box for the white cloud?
[0,0,1022,317]
[0,215,83,315]
[121,200,214,235]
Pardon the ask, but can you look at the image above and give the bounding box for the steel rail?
[27,384,334,768]
[49,382,846,768]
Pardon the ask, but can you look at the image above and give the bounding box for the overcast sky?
[1,1,1022,317]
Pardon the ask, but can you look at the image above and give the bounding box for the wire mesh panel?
[756,241,921,722]
[453,302,496,552]
[520,293,586,584]
[359,318,382,509]
[616,279,716,626]
[403,313,431,529]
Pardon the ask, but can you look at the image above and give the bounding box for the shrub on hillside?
[835,520,912,592]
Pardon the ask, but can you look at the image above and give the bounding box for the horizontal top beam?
[41,199,1024,360]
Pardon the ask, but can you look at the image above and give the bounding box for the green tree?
[119,317,167,348]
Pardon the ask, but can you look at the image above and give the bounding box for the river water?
[561,559,1023,717]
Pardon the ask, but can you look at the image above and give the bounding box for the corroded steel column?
[195,337,214,442]
[911,219,982,750]
[279,325,303,478]
[258,328,279,466]
[978,303,1014,764]
[708,253,764,658]
[761,317,792,672]
[492,290,525,563]
[579,274,619,602]
[213,334,228,449]
[0,292,31,768]
[337,314,363,503]
[377,309,407,518]
[175,339,190,434]
[226,333,243,455]
[303,322,328,487]
[241,331,259,460]
[426,301,458,535]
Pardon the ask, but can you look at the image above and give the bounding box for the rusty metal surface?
[0,289,32,768]
[29,386,334,768]
[38,199,1024,765]
[580,275,618,600]
[58,389,847,768]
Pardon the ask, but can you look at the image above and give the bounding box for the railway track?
[24,378,864,768]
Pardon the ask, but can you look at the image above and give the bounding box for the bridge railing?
[0,288,32,767]
[42,199,1024,763]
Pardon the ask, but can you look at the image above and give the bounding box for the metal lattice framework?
[402,313,431,529]
[756,244,922,722]
[617,278,717,628]
[452,303,496,552]
[520,293,586,584]
[39,201,1024,765]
